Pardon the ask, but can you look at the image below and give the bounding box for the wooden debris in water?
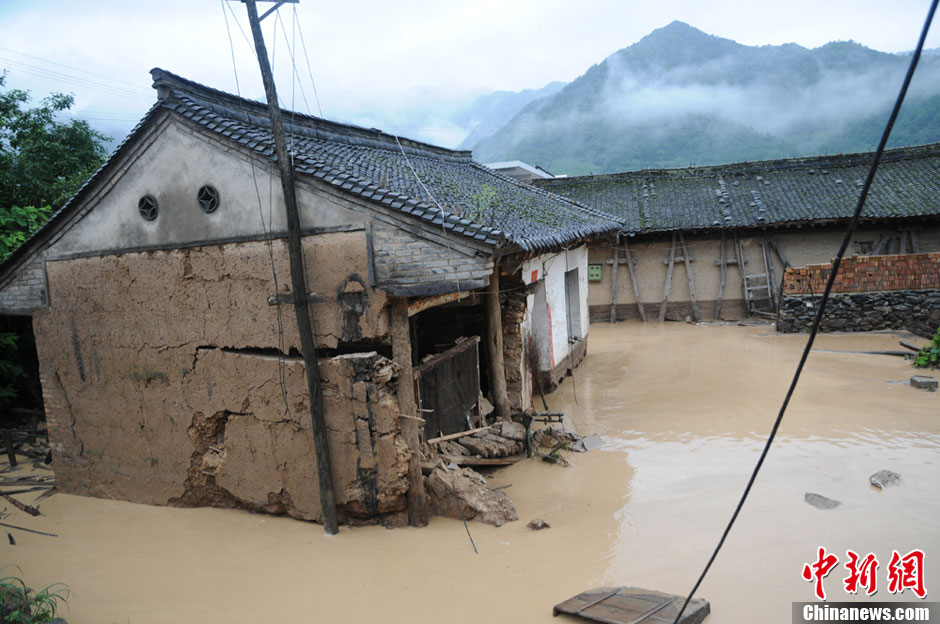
[2,494,41,516]
[0,521,56,537]
[554,586,710,624]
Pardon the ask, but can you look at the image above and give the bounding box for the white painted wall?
[44,119,364,261]
[522,245,589,372]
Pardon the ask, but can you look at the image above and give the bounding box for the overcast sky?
[1,0,938,145]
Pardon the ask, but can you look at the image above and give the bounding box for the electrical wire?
[275,8,313,116]
[393,134,464,294]
[223,1,255,51]
[293,4,324,117]
[670,3,938,622]
[0,56,153,103]
[447,462,478,554]
[221,0,292,419]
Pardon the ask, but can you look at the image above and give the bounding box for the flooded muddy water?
[4,322,938,623]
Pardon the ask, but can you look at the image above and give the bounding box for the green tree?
[0,73,110,211]
[0,73,110,409]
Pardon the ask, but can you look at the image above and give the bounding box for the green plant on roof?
[912,326,940,369]
[0,566,70,624]
[466,183,498,222]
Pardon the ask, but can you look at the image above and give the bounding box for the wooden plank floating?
[554,586,710,624]
[2,494,41,516]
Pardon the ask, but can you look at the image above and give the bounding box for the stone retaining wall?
[777,290,940,338]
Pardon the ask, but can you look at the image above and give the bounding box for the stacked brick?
[783,252,940,295]
[778,252,940,338]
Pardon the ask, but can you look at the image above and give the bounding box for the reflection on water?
[4,323,937,623]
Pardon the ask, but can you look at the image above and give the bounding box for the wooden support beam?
[910,230,920,253]
[659,233,677,322]
[623,240,646,322]
[608,244,620,323]
[768,237,791,268]
[734,234,748,307]
[715,231,728,320]
[762,238,779,312]
[407,291,470,317]
[267,292,328,306]
[390,298,429,527]
[678,233,700,321]
[871,233,890,255]
[2,430,15,468]
[243,0,338,534]
[486,264,511,420]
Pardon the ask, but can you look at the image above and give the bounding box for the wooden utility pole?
[242,0,339,535]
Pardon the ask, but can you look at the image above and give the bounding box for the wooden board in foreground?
[553,586,710,624]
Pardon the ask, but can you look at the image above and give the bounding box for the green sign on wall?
[588,264,603,282]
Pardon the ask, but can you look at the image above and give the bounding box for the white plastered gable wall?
[520,245,589,378]
[0,114,378,314]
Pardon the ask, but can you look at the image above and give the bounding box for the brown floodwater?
[3,322,938,623]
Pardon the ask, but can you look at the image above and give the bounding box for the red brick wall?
[783,252,940,295]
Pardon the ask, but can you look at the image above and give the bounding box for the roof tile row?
[536,144,940,234]
[155,70,620,251]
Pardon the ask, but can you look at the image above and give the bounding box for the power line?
[0,56,153,103]
[293,4,323,117]
[670,2,938,622]
[0,46,152,92]
[223,1,254,51]
[221,0,292,419]
[274,4,312,116]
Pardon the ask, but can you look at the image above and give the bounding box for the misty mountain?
[454,81,566,151]
[470,21,940,174]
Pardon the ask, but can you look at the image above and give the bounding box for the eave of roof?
[152,68,621,252]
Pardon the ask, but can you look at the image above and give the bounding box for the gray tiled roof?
[153,69,620,251]
[535,144,940,234]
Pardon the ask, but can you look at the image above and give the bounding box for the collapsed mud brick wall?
[778,253,940,337]
[34,232,414,523]
[500,282,529,412]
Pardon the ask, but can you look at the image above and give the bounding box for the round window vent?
[197,185,220,213]
[138,195,158,221]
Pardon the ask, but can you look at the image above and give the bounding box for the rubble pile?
[422,421,527,462]
[425,465,518,527]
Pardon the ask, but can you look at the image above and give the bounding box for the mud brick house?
[0,69,620,525]
[535,144,940,323]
